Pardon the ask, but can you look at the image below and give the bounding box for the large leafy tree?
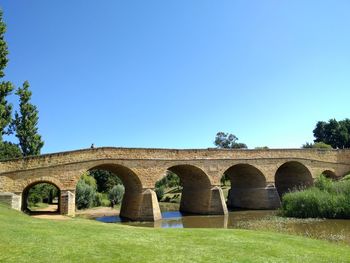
[313,118,350,149]
[0,141,22,160]
[12,81,44,156]
[214,132,247,149]
[90,169,122,193]
[0,9,14,141]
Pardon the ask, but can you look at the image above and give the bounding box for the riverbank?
[1,204,350,262]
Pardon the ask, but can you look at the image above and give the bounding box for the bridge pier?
[60,190,75,216]
[120,188,161,221]
[180,186,228,215]
[227,184,281,209]
[0,192,21,211]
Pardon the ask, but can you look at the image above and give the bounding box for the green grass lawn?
[0,204,349,263]
[28,202,49,210]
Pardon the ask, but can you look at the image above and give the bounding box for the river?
[95,209,350,244]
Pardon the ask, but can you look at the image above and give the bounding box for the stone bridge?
[1,147,350,221]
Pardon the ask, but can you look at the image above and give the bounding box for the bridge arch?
[21,180,61,214]
[155,164,226,215]
[275,161,313,198]
[80,163,143,220]
[84,163,143,192]
[224,164,270,209]
[321,170,337,180]
[166,164,211,214]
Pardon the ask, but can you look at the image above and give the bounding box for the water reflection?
[95,210,350,244]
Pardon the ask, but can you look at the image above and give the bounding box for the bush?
[314,175,332,191]
[28,192,42,205]
[93,192,111,207]
[76,180,96,209]
[108,185,125,205]
[155,187,164,201]
[280,174,350,219]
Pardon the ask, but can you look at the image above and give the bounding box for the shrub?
[108,185,125,205]
[155,187,164,201]
[76,180,96,209]
[314,175,332,192]
[28,192,42,205]
[80,172,97,190]
[281,174,350,219]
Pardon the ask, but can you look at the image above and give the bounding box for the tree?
[90,169,122,193]
[12,81,44,156]
[312,119,350,149]
[0,141,22,160]
[302,142,332,149]
[214,132,247,149]
[76,180,96,209]
[255,146,269,150]
[0,9,14,141]
[108,185,125,205]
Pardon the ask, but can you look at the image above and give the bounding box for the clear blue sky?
[2,1,350,153]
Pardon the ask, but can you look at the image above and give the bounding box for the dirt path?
[76,207,119,218]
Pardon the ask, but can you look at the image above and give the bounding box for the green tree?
[76,180,96,209]
[214,132,247,149]
[12,81,44,156]
[90,169,122,193]
[0,141,22,160]
[108,184,125,205]
[313,118,350,149]
[0,10,14,141]
[302,142,332,149]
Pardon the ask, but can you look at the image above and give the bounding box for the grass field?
[0,204,349,263]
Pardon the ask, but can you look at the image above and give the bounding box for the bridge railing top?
[0,146,346,163]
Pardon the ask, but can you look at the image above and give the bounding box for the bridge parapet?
[0,147,346,174]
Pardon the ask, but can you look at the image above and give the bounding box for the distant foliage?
[302,142,332,149]
[254,146,269,150]
[27,183,59,206]
[156,171,180,189]
[280,175,350,219]
[90,169,122,193]
[214,132,247,149]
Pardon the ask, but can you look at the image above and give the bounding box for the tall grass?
[280,175,350,219]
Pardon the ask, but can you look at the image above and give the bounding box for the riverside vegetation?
[280,174,350,219]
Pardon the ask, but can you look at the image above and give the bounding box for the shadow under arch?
[85,163,143,220]
[21,180,61,214]
[224,164,276,209]
[321,170,337,180]
[275,161,313,198]
[165,164,214,214]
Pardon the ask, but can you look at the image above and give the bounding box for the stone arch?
[85,163,143,193]
[321,170,337,180]
[159,164,225,214]
[224,164,277,209]
[167,164,212,189]
[224,164,266,189]
[82,163,143,220]
[275,161,313,197]
[21,180,61,213]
